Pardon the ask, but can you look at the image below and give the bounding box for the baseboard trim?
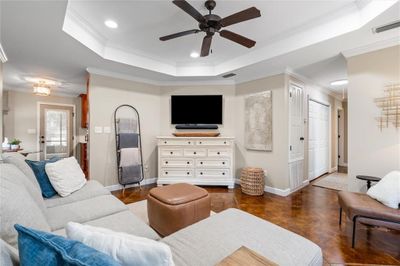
[329,166,338,173]
[264,185,291,197]
[105,178,157,192]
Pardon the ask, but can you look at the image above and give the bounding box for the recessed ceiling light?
[330,79,348,86]
[190,52,199,58]
[104,20,118,29]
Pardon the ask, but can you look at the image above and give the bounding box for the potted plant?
[10,138,21,150]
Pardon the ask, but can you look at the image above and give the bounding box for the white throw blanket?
[119,148,140,167]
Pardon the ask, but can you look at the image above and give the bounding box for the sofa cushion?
[161,208,323,266]
[45,157,86,197]
[0,239,19,266]
[26,157,59,198]
[1,163,46,212]
[1,152,40,192]
[52,211,160,241]
[15,224,120,266]
[0,174,51,248]
[46,195,128,231]
[44,180,110,208]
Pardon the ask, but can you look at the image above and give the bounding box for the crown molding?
[86,67,236,87]
[4,87,79,98]
[341,36,400,58]
[0,43,8,63]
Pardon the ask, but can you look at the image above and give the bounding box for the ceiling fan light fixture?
[33,82,51,96]
[330,79,348,86]
[104,20,118,29]
[190,52,199,58]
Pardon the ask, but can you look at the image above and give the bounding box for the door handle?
[300,137,305,141]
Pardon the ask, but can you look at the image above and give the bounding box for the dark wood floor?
[113,183,400,265]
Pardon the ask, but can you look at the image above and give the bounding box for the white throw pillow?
[367,171,400,209]
[45,157,86,197]
[66,222,174,266]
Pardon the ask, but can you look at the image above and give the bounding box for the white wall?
[88,74,161,186]
[347,45,400,192]
[3,90,80,160]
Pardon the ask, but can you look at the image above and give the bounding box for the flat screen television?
[171,95,223,125]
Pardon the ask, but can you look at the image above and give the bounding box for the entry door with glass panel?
[39,104,74,160]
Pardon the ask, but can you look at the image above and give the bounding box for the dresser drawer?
[158,139,194,146]
[161,158,193,167]
[160,168,193,178]
[160,148,183,157]
[196,139,232,146]
[196,159,230,168]
[184,148,207,157]
[196,169,230,178]
[207,149,231,157]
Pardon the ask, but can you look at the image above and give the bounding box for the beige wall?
[88,74,161,186]
[2,90,81,160]
[235,74,289,189]
[348,45,400,192]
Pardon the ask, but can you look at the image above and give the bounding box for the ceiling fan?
[160,0,261,57]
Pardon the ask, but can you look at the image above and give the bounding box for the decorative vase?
[11,144,19,150]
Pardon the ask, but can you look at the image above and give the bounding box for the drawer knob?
[199,141,202,144]
[170,152,173,154]
[165,161,168,164]
[222,172,225,175]
[200,172,203,175]
[217,152,220,155]
[222,162,225,165]
[187,161,190,164]
[164,141,167,144]
[188,141,191,144]
[224,141,227,144]
[194,152,197,155]
[187,172,190,175]
[165,172,168,175]
[200,162,203,165]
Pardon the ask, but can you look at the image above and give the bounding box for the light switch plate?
[103,127,111,133]
[94,126,103,134]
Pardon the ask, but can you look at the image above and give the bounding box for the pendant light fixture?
[33,81,51,96]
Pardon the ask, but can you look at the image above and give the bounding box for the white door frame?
[307,98,331,180]
[337,107,345,167]
[36,102,76,160]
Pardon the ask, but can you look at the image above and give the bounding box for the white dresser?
[157,136,235,188]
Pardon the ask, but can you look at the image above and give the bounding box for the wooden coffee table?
[216,246,278,266]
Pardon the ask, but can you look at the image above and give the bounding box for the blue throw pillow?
[15,224,120,266]
[25,157,59,198]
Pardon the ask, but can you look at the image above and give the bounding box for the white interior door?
[39,104,74,160]
[289,84,305,190]
[308,100,329,180]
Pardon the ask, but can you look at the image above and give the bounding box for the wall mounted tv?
[171,95,223,125]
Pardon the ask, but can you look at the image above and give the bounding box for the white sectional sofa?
[0,153,323,266]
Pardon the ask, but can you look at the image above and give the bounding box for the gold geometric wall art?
[375,83,400,130]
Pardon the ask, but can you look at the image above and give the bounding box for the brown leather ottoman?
[147,183,211,236]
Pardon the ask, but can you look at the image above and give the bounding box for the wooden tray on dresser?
[173,132,220,137]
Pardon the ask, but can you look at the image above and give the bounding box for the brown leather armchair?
[338,191,400,248]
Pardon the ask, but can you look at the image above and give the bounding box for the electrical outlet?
[94,126,103,134]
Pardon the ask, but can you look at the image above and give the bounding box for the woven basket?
[240,167,265,196]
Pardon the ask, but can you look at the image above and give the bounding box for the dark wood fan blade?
[200,35,212,57]
[173,0,205,23]
[219,30,256,48]
[160,29,199,41]
[220,7,261,27]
